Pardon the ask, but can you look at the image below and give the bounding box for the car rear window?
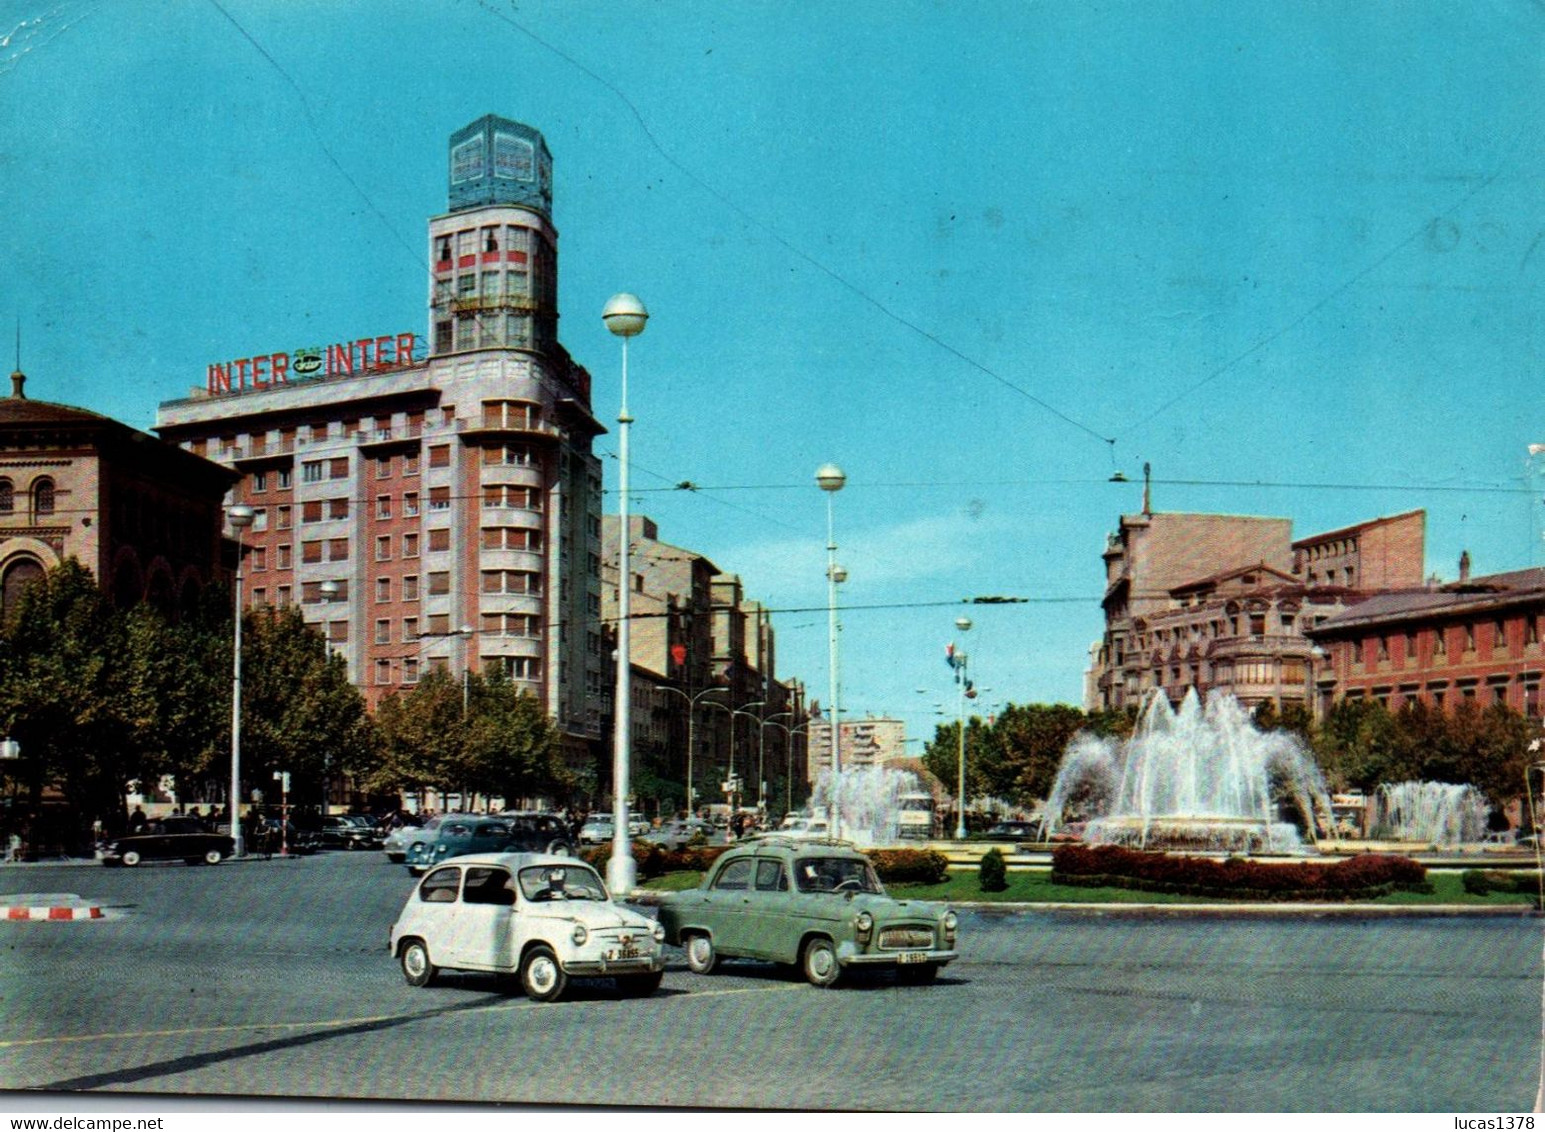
[462,866,514,905]
[420,867,461,903]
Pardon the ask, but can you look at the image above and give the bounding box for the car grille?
[878,927,935,950]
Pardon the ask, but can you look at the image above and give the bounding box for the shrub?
[978,847,1008,892]
[1050,843,1428,901]
[1461,869,1492,896]
[578,841,728,881]
[866,848,950,886]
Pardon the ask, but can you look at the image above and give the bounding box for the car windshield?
[793,856,883,895]
[517,864,608,903]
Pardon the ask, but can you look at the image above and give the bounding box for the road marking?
[0,983,801,1050]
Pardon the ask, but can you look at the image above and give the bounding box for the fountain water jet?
[1369,781,1490,845]
[1043,690,1333,854]
[807,765,925,847]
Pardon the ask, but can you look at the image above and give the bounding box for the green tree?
[463,667,570,806]
[238,607,373,809]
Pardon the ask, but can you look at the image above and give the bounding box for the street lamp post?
[731,701,766,832]
[604,292,648,896]
[657,685,728,819]
[759,711,793,814]
[318,579,341,819]
[952,615,972,840]
[816,463,846,837]
[458,624,474,716]
[762,718,812,818]
[227,503,255,858]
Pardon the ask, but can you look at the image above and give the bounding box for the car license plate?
[607,945,640,961]
[896,951,928,964]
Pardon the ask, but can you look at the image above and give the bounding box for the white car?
[578,816,614,845]
[381,824,422,863]
[388,852,666,1002]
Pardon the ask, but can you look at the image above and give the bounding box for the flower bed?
[1051,843,1429,901]
[866,848,951,886]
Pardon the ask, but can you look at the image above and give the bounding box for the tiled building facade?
[155,116,607,764]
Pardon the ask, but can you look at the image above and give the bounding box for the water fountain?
[807,765,925,847]
[1368,781,1490,845]
[1043,690,1333,854]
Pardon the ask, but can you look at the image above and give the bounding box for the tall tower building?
[156,115,607,769]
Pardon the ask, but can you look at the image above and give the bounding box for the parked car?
[98,818,234,867]
[984,820,1041,839]
[657,836,959,987]
[249,819,320,856]
[382,822,424,864]
[640,818,717,852]
[321,815,379,850]
[388,852,666,1001]
[578,815,614,845]
[403,814,573,875]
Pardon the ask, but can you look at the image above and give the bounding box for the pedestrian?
[129,805,147,833]
[4,831,19,863]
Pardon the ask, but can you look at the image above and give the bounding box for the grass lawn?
[639,868,1540,906]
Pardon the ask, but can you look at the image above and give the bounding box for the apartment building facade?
[155,115,607,764]
[1088,506,1426,715]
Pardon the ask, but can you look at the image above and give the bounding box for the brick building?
[155,115,607,767]
[0,369,235,613]
[1306,558,1545,719]
[1088,504,1427,714]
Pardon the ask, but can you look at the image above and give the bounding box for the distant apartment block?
[807,716,908,782]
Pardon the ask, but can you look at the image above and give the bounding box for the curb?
[0,893,103,920]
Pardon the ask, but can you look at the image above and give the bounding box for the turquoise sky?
[3,1,1544,734]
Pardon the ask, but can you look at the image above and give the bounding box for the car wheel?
[203,849,223,866]
[895,962,938,985]
[684,933,718,975]
[122,850,141,867]
[520,944,567,1002]
[801,937,841,988]
[400,939,437,987]
[616,971,663,997]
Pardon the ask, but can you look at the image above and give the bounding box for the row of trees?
[0,561,583,846]
[921,696,1538,815]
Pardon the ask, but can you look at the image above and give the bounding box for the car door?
[700,856,755,955]
[444,865,516,971]
[739,856,794,961]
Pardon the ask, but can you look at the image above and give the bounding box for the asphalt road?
[1,851,1540,1111]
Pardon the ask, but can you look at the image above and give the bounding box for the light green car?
[657,837,959,987]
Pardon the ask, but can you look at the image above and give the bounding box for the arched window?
[32,478,54,518]
[0,479,12,514]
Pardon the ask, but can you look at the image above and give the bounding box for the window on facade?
[376,495,392,519]
[302,461,323,484]
[276,585,291,608]
[0,479,13,514]
[277,468,292,489]
[434,320,453,354]
[403,532,419,558]
[429,528,451,552]
[1377,636,1389,661]
[403,491,420,517]
[251,508,268,532]
[302,541,322,564]
[427,613,450,636]
[429,445,451,469]
[1530,618,1541,647]
[328,458,349,479]
[302,500,323,523]
[376,456,392,479]
[1434,630,1447,656]
[501,656,540,681]
[249,547,267,572]
[276,505,292,530]
[375,659,392,686]
[251,588,267,608]
[455,317,476,351]
[428,572,450,595]
[33,478,54,517]
[404,452,420,476]
[402,617,420,642]
[1496,619,1509,651]
[483,444,535,466]
[376,577,391,603]
[402,657,419,684]
[277,544,292,569]
[429,487,450,511]
[327,538,349,562]
[1465,624,1476,652]
[375,619,391,645]
[1404,631,1417,661]
[403,575,419,601]
[1248,613,1265,637]
[328,497,348,520]
[301,581,323,604]
[252,472,268,492]
[376,536,392,561]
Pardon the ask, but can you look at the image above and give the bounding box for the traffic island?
[0,892,103,920]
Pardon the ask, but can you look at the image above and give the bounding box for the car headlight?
[854,910,874,943]
[942,910,958,940]
[571,923,588,946]
[652,921,666,943]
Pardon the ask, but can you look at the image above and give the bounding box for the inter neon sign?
[206,332,419,396]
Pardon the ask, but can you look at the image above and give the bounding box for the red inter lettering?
[234,358,251,390]
[270,352,288,384]
[396,332,416,366]
[207,363,232,395]
[373,336,392,369]
[252,354,269,388]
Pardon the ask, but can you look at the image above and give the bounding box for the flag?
[946,643,958,670]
